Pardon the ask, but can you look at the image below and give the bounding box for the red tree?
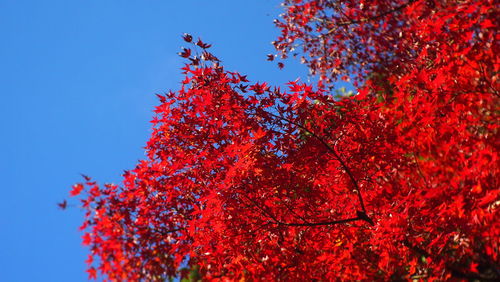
[70,0,499,280]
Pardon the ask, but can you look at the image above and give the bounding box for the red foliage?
[70,0,499,280]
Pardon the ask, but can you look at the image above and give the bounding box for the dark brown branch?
[282,198,311,224]
[240,193,280,223]
[275,216,360,226]
[154,228,182,236]
[266,111,368,214]
[241,193,374,227]
[325,0,417,32]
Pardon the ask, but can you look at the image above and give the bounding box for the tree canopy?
[69,0,499,280]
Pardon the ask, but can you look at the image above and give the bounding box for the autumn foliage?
[70,0,499,280]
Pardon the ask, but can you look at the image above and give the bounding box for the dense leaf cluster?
[69,0,498,280]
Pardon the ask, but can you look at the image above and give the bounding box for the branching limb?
[240,193,374,227]
[325,0,417,32]
[265,111,368,214]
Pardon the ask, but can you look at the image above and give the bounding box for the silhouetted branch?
[324,0,417,32]
[266,111,368,214]
[241,193,374,227]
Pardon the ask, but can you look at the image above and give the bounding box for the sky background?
[0,1,316,281]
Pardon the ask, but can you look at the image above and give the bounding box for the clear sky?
[0,1,316,281]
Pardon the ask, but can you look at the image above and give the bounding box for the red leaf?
[87,267,97,280]
[196,38,211,49]
[178,47,191,58]
[70,184,84,196]
[182,33,193,42]
[57,200,67,210]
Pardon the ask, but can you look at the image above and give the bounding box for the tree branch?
[274,216,360,226]
[324,0,417,33]
[241,192,374,227]
[266,111,368,214]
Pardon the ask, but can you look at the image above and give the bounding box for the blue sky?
[0,0,314,281]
